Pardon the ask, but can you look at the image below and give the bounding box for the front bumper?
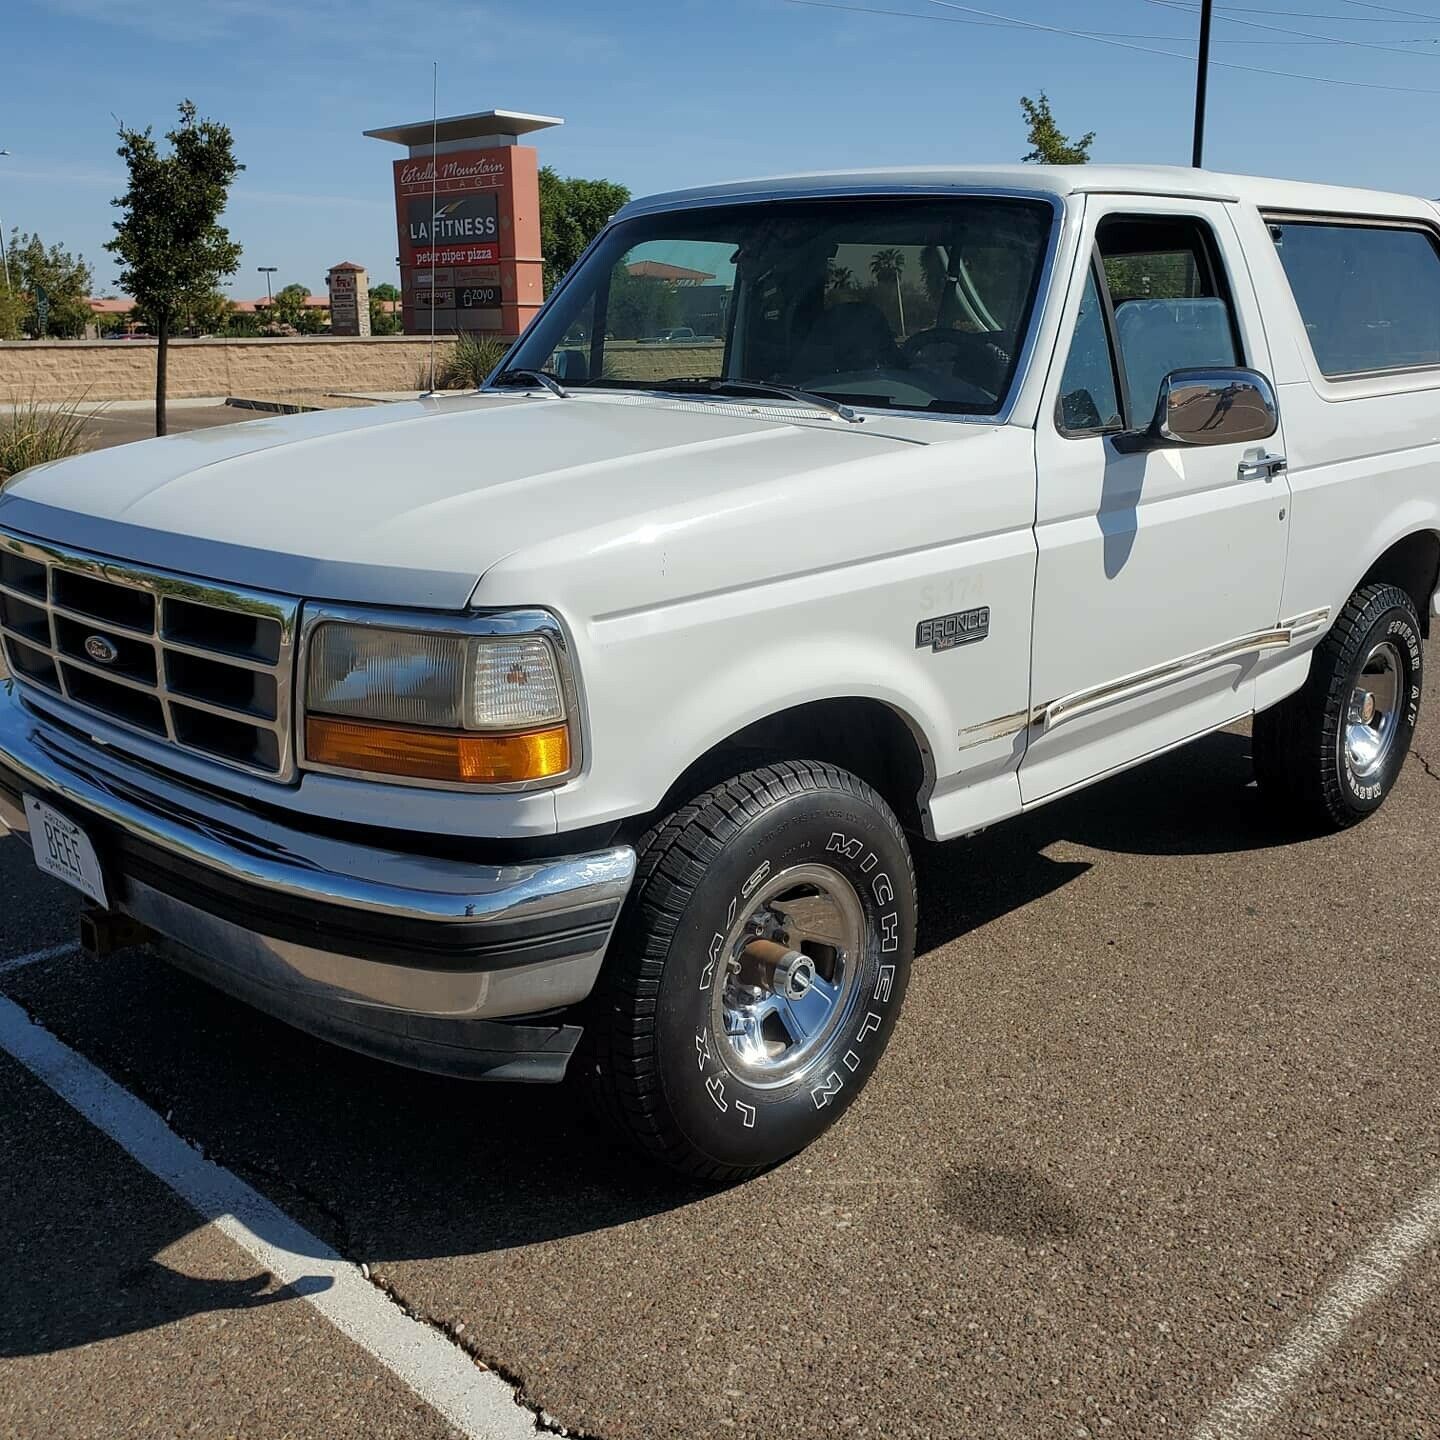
[0,684,636,1081]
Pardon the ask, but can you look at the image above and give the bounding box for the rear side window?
[1269,219,1440,378]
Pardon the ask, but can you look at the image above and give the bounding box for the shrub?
[412,334,508,392]
[441,332,509,390]
[0,396,97,485]
[440,329,509,388]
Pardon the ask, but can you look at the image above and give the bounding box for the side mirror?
[1115,367,1279,453]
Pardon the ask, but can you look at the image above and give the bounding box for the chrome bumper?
[0,684,636,1081]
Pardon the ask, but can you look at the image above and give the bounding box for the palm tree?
[869,248,906,337]
[825,261,855,293]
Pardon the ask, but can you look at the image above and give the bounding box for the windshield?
[508,195,1055,416]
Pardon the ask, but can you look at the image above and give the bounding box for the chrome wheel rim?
[1345,640,1404,780]
[709,863,866,1088]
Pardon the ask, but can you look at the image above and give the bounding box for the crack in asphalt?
[0,969,600,1440]
[1411,747,1440,784]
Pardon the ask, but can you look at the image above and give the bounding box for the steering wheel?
[901,327,1012,376]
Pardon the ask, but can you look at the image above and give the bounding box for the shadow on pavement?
[2,725,1304,1356]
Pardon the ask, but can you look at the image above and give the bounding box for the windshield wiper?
[492,367,569,399]
[651,376,862,424]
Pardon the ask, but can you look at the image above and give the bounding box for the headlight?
[303,621,573,785]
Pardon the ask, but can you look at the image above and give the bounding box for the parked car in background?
[2,165,1438,1181]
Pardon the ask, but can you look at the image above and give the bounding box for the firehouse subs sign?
[368,109,558,337]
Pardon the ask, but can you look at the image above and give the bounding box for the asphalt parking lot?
[72,401,261,450]
[3,661,1440,1438]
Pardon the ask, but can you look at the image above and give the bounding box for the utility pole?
[1192,0,1214,168]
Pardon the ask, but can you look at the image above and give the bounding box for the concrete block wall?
[0,336,463,403]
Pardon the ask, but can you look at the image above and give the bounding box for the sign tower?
[364,108,562,339]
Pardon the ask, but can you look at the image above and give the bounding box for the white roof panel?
[618,164,1434,222]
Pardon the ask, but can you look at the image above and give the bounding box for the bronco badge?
[916,606,990,653]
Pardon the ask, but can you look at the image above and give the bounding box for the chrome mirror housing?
[1117,367,1280,452]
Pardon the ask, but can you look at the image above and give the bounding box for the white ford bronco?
[3,166,1438,1179]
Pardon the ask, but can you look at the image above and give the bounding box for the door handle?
[1238,451,1287,482]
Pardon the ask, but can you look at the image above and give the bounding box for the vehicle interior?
[516,195,1055,416]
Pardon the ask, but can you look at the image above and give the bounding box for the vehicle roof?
[617,165,1439,223]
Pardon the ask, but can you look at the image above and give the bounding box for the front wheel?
[1254,582,1423,829]
[584,761,916,1183]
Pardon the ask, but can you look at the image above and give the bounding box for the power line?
[923,0,1440,88]
[1142,0,1440,54]
[785,0,1437,38]
[783,0,1440,92]
[1335,0,1440,18]
[1205,3,1440,18]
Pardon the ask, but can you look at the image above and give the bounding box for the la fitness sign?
[386,138,545,337]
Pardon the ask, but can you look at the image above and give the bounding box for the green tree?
[369,281,401,336]
[137,287,231,335]
[268,282,312,331]
[1020,92,1095,165]
[8,231,93,337]
[108,100,243,435]
[539,167,630,294]
[0,269,25,341]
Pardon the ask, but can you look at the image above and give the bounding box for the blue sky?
[4,0,1439,299]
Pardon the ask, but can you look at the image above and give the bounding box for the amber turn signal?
[306,717,571,784]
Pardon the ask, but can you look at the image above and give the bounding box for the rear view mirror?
[1116,367,1279,452]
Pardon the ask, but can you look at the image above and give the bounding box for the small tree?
[1020,93,1095,165]
[8,231,93,337]
[108,100,243,435]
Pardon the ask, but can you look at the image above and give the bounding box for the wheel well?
[1360,531,1440,638]
[651,698,933,834]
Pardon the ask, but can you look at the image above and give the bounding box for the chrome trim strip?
[0,527,299,781]
[956,709,1031,751]
[0,684,634,931]
[1039,609,1332,734]
[295,602,586,793]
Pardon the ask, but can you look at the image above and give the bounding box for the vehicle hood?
[0,394,928,608]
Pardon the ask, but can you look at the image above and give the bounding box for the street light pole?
[1192,0,1214,168]
[257,265,277,305]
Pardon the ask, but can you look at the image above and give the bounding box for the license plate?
[24,795,108,908]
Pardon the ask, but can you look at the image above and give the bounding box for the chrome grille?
[0,530,299,780]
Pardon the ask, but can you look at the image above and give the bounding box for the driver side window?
[1057,215,1244,439]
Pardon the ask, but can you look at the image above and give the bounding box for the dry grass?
[0,396,100,485]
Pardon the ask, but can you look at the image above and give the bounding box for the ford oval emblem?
[84,634,120,666]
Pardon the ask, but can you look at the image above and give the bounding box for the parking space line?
[0,992,539,1440]
[1194,1172,1440,1439]
[0,941,81,976]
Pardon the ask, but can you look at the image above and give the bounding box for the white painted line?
[0,993,538,1440]
[0,940,81,976]
[1195,1172,1440,1439]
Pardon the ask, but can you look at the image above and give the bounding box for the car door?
[1020,195,1291,804]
